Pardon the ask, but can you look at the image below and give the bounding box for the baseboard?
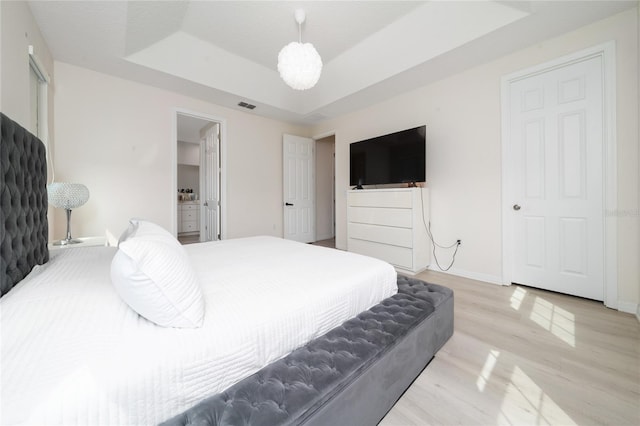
[430,266,639,320]
[616,300,638,315]
[426,265,503,286]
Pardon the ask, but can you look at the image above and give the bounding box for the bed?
[0,112,454,425]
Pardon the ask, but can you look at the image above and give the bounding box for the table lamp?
[47,182,90,245]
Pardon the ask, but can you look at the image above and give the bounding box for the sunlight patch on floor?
[476,349,500,392]
[529,296,576,347]
[498,366,576,425]
[510,287,527,310]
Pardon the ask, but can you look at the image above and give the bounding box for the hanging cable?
[419,188,460,271]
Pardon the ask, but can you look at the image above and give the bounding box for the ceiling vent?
[238,101,256,110]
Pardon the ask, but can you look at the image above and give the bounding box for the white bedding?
[0,236,396,425]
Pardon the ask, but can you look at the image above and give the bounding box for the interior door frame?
[501,41,617,309]
[172,108,227,240]
[313,130,337,240]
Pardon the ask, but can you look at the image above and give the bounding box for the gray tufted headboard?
[1,112,49,296]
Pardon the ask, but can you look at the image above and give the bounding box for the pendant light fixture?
[277,9,322,90]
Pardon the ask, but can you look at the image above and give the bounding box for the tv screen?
[350,125,426,187]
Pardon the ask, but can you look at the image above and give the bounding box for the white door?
[508,56,604,300]
[200,124,220,242]
[283,134,315,243]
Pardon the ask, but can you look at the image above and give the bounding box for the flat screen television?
[350,125,426,188]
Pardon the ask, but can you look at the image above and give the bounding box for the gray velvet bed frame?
[1,112,454,426]
[163,276,453,426]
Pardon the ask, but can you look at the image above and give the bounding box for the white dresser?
[178,202,200,234]
[347,188,430,275]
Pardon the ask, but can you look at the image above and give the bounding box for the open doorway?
[315,134,335,248]
[175,111,224,244]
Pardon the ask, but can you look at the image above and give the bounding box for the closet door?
[507,56,604,300]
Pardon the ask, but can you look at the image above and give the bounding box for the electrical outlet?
[457,239,462,246]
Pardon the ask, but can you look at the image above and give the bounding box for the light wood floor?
[380,270,640,426]
[311,237,336,248]
[178,233,200,245]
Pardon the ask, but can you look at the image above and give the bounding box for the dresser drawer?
[348,191,412,208]
[181,221,199,232]
[348,206,412,228]
[348,223,413,248]
[348,238,413,270]
[182,210,199,221]
[181,203,199,211]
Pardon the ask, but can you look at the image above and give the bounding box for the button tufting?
[161,277,453,426]
[1,113,49,297]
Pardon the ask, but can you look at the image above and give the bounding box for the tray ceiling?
[28,1,636,125]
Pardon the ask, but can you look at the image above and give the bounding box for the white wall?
[53,61,307,242]
[0,2,53,130]
[1,1,56,240]
[312,9,639,308]
[177,141,199,166]
[177,142,200,197]
[177,165,199,196]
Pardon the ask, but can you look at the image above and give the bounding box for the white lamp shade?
[277,41,322,90]
[47,183,90,209]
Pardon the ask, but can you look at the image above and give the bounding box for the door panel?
[201,124,219,242]
[523,216,545,269]
[524,119,545,199]
[558,111,585,199]
[283,134,315,243]
[509,56,603,300]
[559,217,587,276]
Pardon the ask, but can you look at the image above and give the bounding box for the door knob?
[513,204,521,211]
[285,202,294,206]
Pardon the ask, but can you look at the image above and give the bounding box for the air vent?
[238,101,256,110]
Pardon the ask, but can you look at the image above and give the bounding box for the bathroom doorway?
[175,111,224,244]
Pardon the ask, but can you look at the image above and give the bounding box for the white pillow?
[110,219,205,328]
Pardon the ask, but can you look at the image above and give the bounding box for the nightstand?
[48,236,108,250]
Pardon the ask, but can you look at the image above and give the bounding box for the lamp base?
[52,238,83,246]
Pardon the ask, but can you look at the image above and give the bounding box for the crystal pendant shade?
[47,183,90,209]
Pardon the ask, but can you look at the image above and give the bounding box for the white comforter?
[1,236,396,425]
